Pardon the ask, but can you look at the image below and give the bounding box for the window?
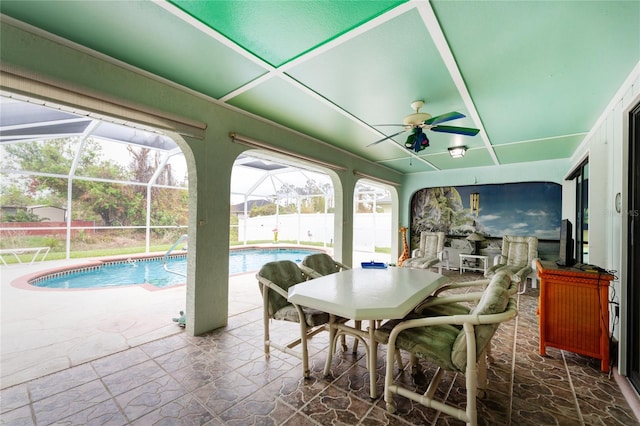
[569,160,589,263]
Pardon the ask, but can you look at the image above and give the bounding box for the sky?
[456,182,562,239]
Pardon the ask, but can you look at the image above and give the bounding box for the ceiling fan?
[368,100,480,153]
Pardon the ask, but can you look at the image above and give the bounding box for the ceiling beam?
[417,1,499,166]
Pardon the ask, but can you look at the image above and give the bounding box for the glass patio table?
[288,267,448,398]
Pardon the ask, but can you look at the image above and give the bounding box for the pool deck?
[0,259,260,389]
[0,251,389,389]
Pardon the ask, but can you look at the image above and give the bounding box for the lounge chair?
[402,231,448,272]
[485,235,538,294]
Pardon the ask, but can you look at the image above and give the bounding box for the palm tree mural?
[410,187,477,249]
[409,183,562,255]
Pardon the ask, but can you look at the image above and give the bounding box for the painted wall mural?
[409,182,562,260]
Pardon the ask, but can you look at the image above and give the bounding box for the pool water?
[34,248,322,289]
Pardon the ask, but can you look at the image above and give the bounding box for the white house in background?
[28,205,66,222]
[0,205,65,222]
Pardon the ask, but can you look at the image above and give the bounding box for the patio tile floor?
[1,263,639,425]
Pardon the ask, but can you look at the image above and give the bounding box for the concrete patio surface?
[0,259,262,389]
[0,251,389,390]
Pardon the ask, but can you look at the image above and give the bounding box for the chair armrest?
[433,279,490,296]
[298,262,351,279]
[256,275,290,299]
[531,258,539,271]
[411,249,423,258]
[391,298,518,337]
[257,274,314,326]
[511,266,533,283]
[298,264,323,279]
[493,254,506,266]
[335,260,351,270]
[414,292,485,314]
[438,250,449,262]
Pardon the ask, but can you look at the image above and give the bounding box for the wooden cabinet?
[536,260,614,372]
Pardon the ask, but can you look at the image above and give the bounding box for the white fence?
[237,213,392,250]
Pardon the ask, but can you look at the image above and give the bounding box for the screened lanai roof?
[231,152,332,203]
[0,94,332,200]
[0,96,180,151]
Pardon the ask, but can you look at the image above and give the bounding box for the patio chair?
[300,253,359,354]
[378,271,517,426]
[257,260,334,378]
[299,253,350,278]
[402,231,448,272]
[485,235,538,294]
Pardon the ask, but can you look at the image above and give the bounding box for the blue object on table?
[361,261,387,269]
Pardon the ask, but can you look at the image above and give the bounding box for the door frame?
[621,97,640,395]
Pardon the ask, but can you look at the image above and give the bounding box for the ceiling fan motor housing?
[403,112,432,127]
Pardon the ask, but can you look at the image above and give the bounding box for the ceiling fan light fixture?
[405,128,429,152]
[404,135,414,149]
[448,146,467,158]
[417,132,429,147]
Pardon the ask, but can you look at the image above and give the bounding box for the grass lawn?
[1,235,389,265]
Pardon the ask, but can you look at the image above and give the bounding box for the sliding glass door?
[572,160,589,263]
[627,101,640,394]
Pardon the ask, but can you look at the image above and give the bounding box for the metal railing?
[163,234,188,277]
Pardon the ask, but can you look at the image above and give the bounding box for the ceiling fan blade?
[374,124,406,127]
[430,125,480,136]
[423,111,465,126]
[367,130,407,147]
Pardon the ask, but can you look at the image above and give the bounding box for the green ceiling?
[1,0,638,174]
[171,0,404,66]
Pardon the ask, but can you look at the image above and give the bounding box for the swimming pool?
[30,247,324,289]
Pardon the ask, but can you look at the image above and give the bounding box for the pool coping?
[11,245,329,292]
[12,252,189,292]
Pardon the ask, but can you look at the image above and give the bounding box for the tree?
[244,178,335,217]
[276,183,299,207]
[78,181,144,226]
[3,210,44,222]
[299,179,330,213]
[3,139,75,197]
[128,146,156,183]
[250,203,277,217]
[2,138,187,228]
[0,183,37,207]
[355,183,388,213]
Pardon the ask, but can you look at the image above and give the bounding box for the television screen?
[557,219,574,266]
